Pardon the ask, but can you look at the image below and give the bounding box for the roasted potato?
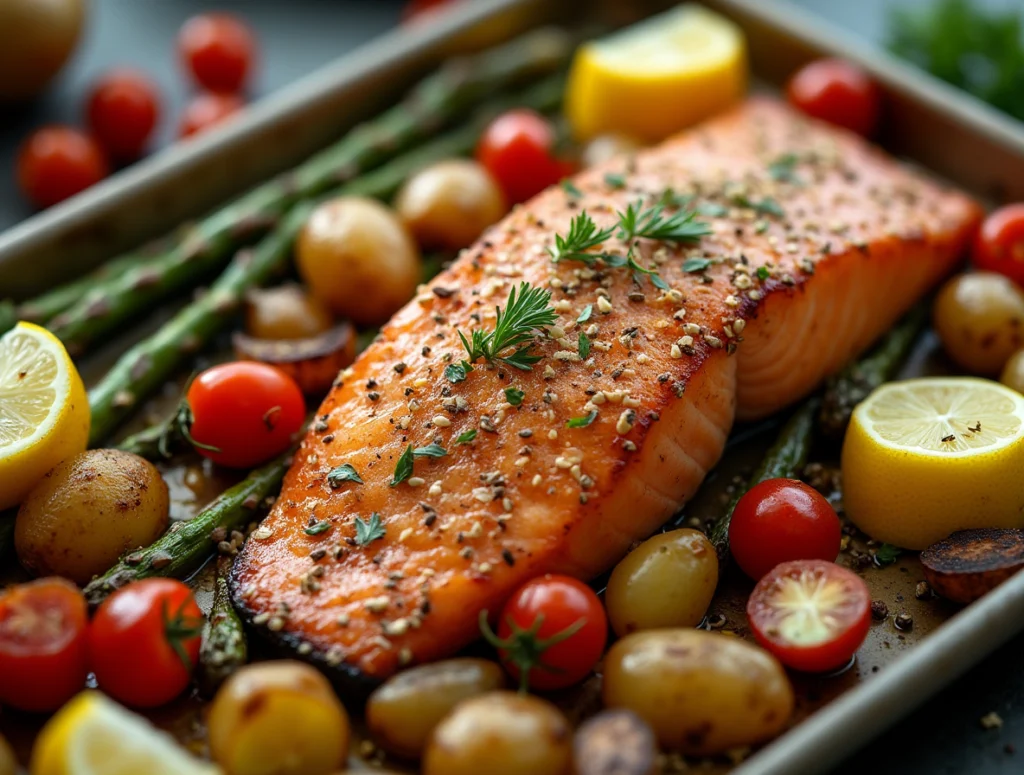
[573,709,657,775]
[245,284,334,341]
[921,528,1024,604]
[296,196,421,326]
[367,658,506,759]
[208,661,349,775]
[424,691,571,775]
[933,272,1024,375]
[395,159,507,250]
[1000,348,1024,395]
[605,528,718,635]
[15,449,169,585]
[232,323,356,397]
[603,629,794,756]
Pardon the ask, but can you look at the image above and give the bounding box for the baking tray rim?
[4,1,1024,773]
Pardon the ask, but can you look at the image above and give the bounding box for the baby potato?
[603,629,794,756]
[208,661,349,775]
[933,272,1024,375]
[245,284,334,340]
[15,449,169,585]
[1001,348,1024,395]
[395,159,507,250]
[605,528,718,635]
[296,196,421,326]
[424,691,571,775]
[367,658,506,759]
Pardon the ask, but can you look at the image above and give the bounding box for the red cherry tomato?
[186,361,305,469]
[178,13,256,93]
[747,559,871,673]
[0,578,88,712]
[485,574,607,691]
[728,478,842,580]
[974,204,1024,286]
[89,579,203,708]
[476,109,572,204]
[178,92,245,139]
[86,69,161,160]
[786,58,880,137]
[402,0,458,23]
[17,126,108,209]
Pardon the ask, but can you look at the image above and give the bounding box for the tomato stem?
[478,609,585,694]
[162,596,204,670]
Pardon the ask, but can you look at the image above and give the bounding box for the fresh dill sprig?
[451,282,557,377]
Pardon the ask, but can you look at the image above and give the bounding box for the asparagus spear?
[88,76,564,444]
[708,398,820,560]
[818,303,928,439]
[83,453,289,607]
[47,29,572,357]
[199,555,248,696]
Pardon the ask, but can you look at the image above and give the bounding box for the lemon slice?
[842,377,1024,550]
[564,4,747,143]
[0,322,89,510]
[31,691,221,775]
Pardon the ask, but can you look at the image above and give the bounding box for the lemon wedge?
[564,4,747,143]
[31,691,221,775]
[842,377,1024,550]
[0,322,89,510]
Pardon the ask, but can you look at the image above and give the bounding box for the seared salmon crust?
[231,96,982,683]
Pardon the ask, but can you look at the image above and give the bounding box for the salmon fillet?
[231,97,981,682]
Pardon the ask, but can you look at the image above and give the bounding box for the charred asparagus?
[818,303,928,439]
[83,453,289,606]
[88,76,564,444]
[708,398,820,559]
[199,555,248,696]
[47,29,572,357]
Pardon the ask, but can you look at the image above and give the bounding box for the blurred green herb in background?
[889,0,1024,121]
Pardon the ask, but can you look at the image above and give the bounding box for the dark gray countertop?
[2,1,1022,772]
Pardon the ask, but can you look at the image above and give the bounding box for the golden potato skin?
[367,658,506,759]
[1001,349,1024,395]
[424,691,571,775]
[933,272,1024,375]
[0,733,15,775]
[605,528,718,635]
[297,196,421,326]
[603,629,794,756]
[395,160,507,251]
[245,284,334,340]
[208,661,349,775]
[15,449,169,585]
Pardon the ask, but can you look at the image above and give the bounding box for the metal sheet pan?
[3,1,1024,773]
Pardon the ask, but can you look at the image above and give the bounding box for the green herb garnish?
[875,543,903,566]
[327,464,362,487]
[354,513,386,546]
[454,282,557,373]
[604,172,626,189]
[767,153,801,183]
[444,362,468,383]
[578,330,591,359]
[504,387,525,407]
[390,445,415,487]
[733,194,785,218]
[756,266,771,281]
[414,443,447,458]
[454,429,477,445]
[561,179,584,199]
[566,410,598,428]
[682,258,712,273]
[304,520,331,536]
[577,304,593,324]
[696,202,730,217]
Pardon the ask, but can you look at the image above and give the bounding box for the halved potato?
[920,528,1024,604]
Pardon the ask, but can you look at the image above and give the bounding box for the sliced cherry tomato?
[178,13,256,93]
[786,58,880,137]
[17,126,108,209]
[0,578,88,712]
[402,0,457,23]
[482,574,607,691]
[974,204,1024,286]
[476,109,572,204]
[88,579,203,708]
[86,69,161,160]
[185,361,305,469]
[729,478,842,580]
[178,92,245,139]
[747,559,871,673]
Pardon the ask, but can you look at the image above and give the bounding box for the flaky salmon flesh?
[231,96,982,682]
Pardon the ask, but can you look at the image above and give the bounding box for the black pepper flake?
[368,392,381,402]
[422,346,432,356]
[432,286,456,298]
[658,373,672,383]
[424,513,437,527]
[518,429,533,438]
[502,549,516,566]
[672,381,686,398]
[393,362,407,374]
[322,434,334,444]
[366,379,378,389]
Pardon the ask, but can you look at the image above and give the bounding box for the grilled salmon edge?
[230,95,982,682]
